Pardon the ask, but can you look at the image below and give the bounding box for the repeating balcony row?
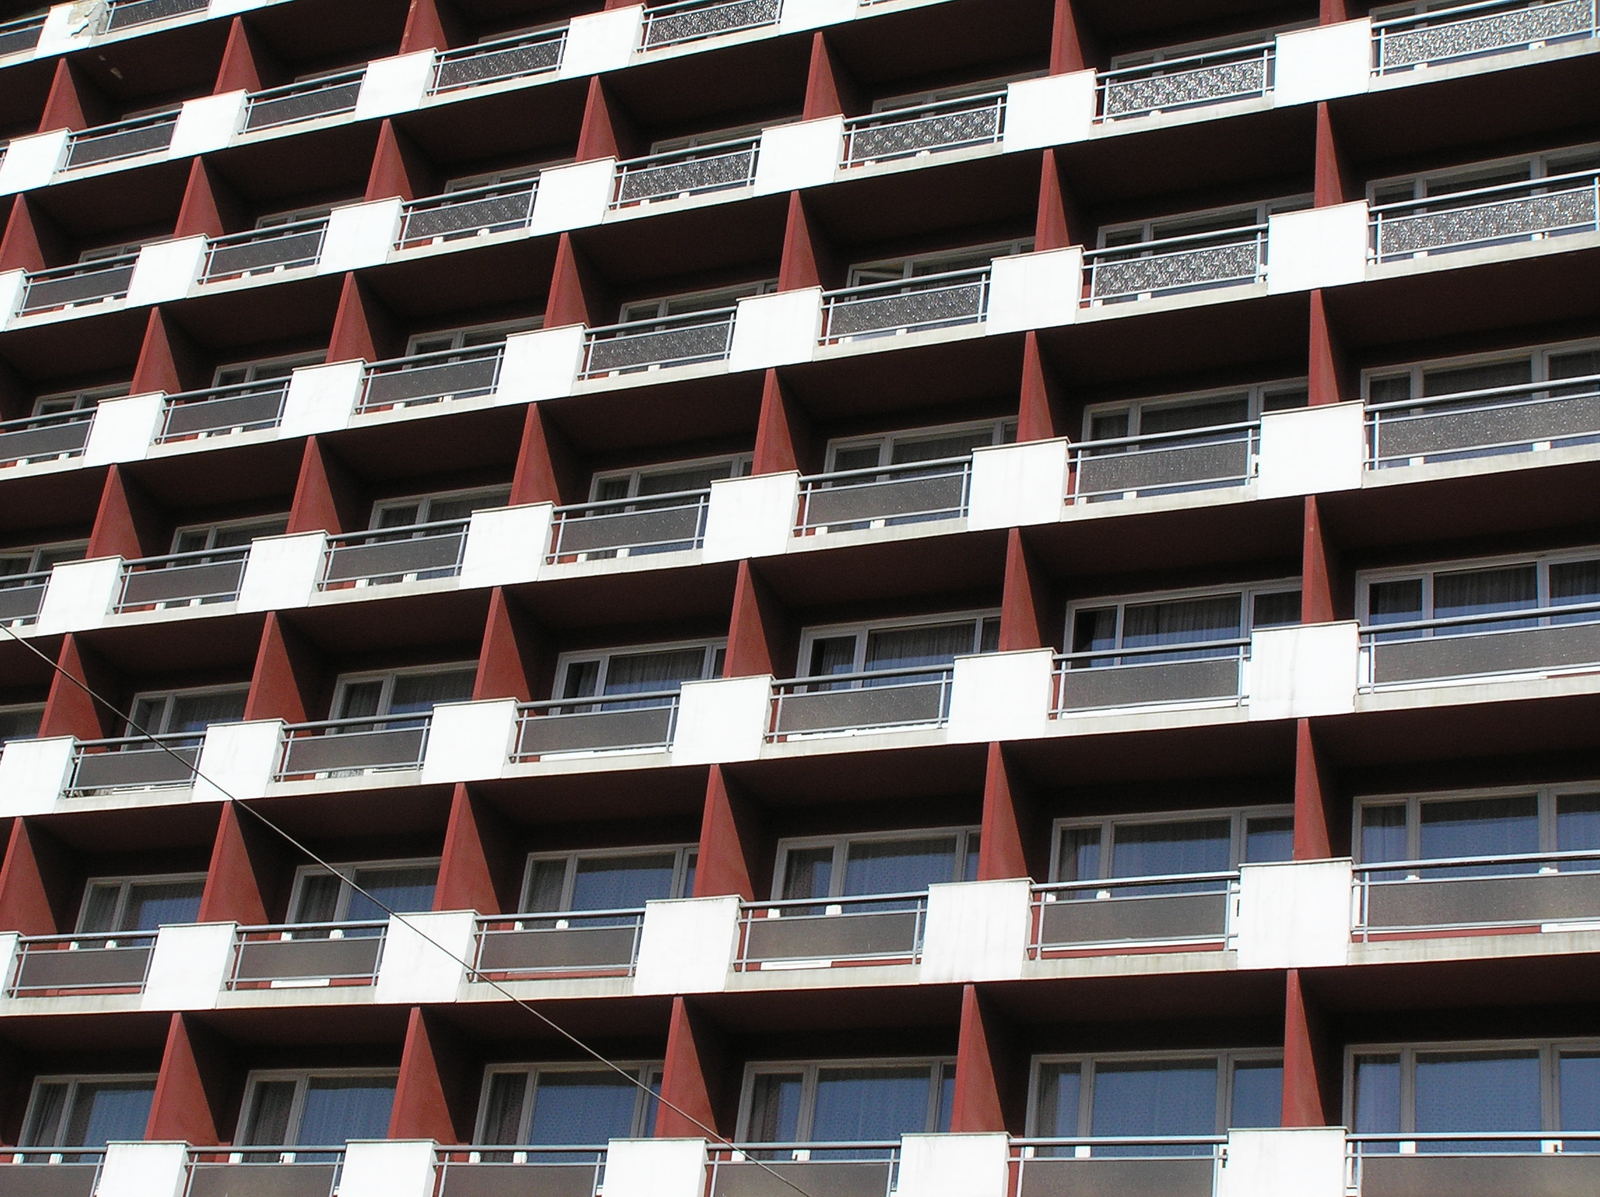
[2,0,1595,213]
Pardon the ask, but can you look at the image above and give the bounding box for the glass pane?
[1121,596,1241,657]
[812,1066,935,1142]
[347,865,437,919]
[748,1073,803,1142]
[1419,796,1537,874]
[842,837,958,897]
[1369,579,1423,627]
[1072,608,1118,656]
[527,1071,642,1146]
[122,879,204,930]
[601,648,709,696]
[1421,359,1530,397]
[569,853,677,910]
[166,689,247,734]
[1359,805,1407,864]
[388,669,476,714]
[1352,1055,1401,1140]
[831,445,884,472]
[77,884,123,934]
[1089,412,1131,441]
[1244,818,1293,864]
[1551,560,1600,625]
[20,1083,68,1147]
[1110,820,1231,881]
[292,874,343,924]
[780,848,833,901]
[808,637,858,678]
[1057,828,1101,885]
[1560,1053,1600,1134]
[334,681,384,720]
[1432,565,1536,634]
[1034,1063,1083,1138]
[1229,1061,1282,1128]
[634,462,737,495]
[1090,1060,1217,1141]
[561,661,601,701]
[887,430,993,464]
[374,503,423,529]
[1415,1052,1540,1149]
[479,1072,526,1144]
[1138,397,1249,436]
[1558,794,1600,860]
[242,1080,297,1145]
[64,1081,155,1148]
[862,621,975,672]
[1251,592,1302,629]
[296,1076,396,1145]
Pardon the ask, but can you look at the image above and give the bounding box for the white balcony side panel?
[1003,71,1097,151]
[317,198,402,274]
[126,236,207,306]
[528,159,616,233]
[634,896,741,994]
[97,1142,190,1197]
[778,0,858,34]
[354,52,434,120]
[338,1140,440,1197]
[212,0,289,15]
[0,932,17,997]
[82,393,164,465]
[672,675,773,765]
[985,247,1082,334]
[947,649,1056,743]
[1218,1128,1349,1197]
[237,533,327,612]
[495,325,587,402]
[0,737,76,816]
[1274,20,1374,107]
[1256,400,1365,499]
[0,129,68,193]
[753,117,845,195]
[460,504,551,588]
[140,923,237,1011]
[420,699,518,784]
[1266,202,1369,294]
[1248,621,1361,720]
[0,269,25,321]
[560,7,644,78]
[373,910,477,1005]
[919,880,1031,983]
[194,720,287,802]
[897,1135,1012,1197]
[967,439,1069,531]
[604,1139,709,1197]
[701,472,800,562]
[37,6,94,56]
[169,91,248,158]
[1234,860,1354,970]
[36,557,122,632]
[279,360,363,436]
[727,288,822,371]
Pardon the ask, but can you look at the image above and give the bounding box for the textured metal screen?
[551,503,706,555]
[245,78,362,131]
[585,318,733,374]
[1366,870,1600,928]
[322,529,467,583]
[773,679,948,735]
[120,558,246,607]
[232,935,383,984]
[162,386,287,439]
[432,36,564,91]
[1103,56,1269,118]
[1089,239,1262,300]
[616,145,757,204]
[21,263,136,313]
[0,1164,101,1197]
[1038,891,1229,946]
[1057,657,1241,711]
[186,1163,341,1197]
[401,187,538,244]
[1375,186,1597,257]
[1075,436,1251,497]
[0,580,47,623]
[1377,0,1595,70]
[361,355,502,409]
[477,924,640,972]
[802,472,968,527]
[205,226,326,279]
[711,1160,893,1197]
[105,0,206,30]
[845,102,1002,163]
[71,745,199,791]
[278,726,428,774]
[0,417,93,463]
[1375,391,1600,458]
[1359,1153,1600,1197]
[1017,1158,1215,1197]
[516,705,675,756]
[1371,621,1600,683]
[743,910,920,962]
[436,1162,601,1197]
[0,19,44,58]
[12,944,152,992]
[642,0,781,47]
[64,117,177,169]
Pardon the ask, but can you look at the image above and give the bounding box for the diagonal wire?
[0,620,823,1197]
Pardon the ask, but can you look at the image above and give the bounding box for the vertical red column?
[1018,334,1066,444]
[0,197,58,273]
[244,611,324,724]
[390,1007,474,1142]
[132,307,204,396]
[147,1014,236,1143]
[1047,0,1098,74]
[951,986,1017,1132]
[546,234,604,330]
[366,120,427,203]
[399,0,453,54]
[327,275,400,365]
[214,18,271,96]
[977,744,1038,882]
[1282,971,1339,1126]
[509,403,580,507]
[1302,495,1345,624]
[197,800,287,925]
[87,463,163,560]
[0,819,75,934]
[1293,720,1338,861]
[39,635,120,740]
[285,436,363,536]
[801,31,857,120]
[999,529,1054,654]
[694,766,766,900]
[752,371,814,475]
[435,784,519,913]
[38,58,96,133]
[474,588,538,702]
[656,997,732,1139]
[776,192,839,292]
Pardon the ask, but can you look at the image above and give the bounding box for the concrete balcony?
[275,714,432,780]
[473,909,646,981]
[61,111,179,171]
[17,255,137,315]
[612,138,761,208]
[0,406,94,467]
[512,693,682,760]
[5,929,156,998]
[547,491,712,561]
[1053,640,1251,715]
[397,180,540,249]
[821,268,991,343]
[1371,0,1598,75]
[155,378,291,442]
[434,1145,607,1197]
[1349,1133,1600,1197]
[357,346,506,412]
[115,547,249,612]
[581,309,737,378]
[318,521,472,590]
[841,91,1007,168]
[64,733,202,796]
[1068,423,1259,503]
[226,920,389,989]
[640,0,782,50]
[1030,873,1240,957]
[1369,169,1599,264]
[735,892,929,970]
[1083,226,1268,306]
[766,665,956,741]
[201,219,329,283]
[1098,43,1276,121]
[795,457,972,535]
[1353,849,1600,939]
[1358,603,1600,689]
[1367,370,1600,467]
[241,71,365,133]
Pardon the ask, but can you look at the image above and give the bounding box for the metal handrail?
[364,342,505,375]
[398,180,540,245]
[1349,1130,1600,1142]
[10,928,159,948]
[744,889,931,913]
[552,486,714,516]
[1358,598,1600,637]
[24,254,139,282]
[737,892,930,968]
[1012,1135,1227,1151]
[1368,166,1600,214]
[615,134,762,174]
[1354,847,1600,874]
[581,308,738,376]
[430,27,568,91]
[1055,636,1252,667]
[823,264,992,302]
[325,516,472,547]
[1069,419,1261,452]
[0,406,97,433]
[234,918,389,937]
[585,305,740,339]
[64,110,179,151]
[116,545,249,609]
[774,661,959,689]
[474,909,646,976]
[841,90,1007,164]
[0,568,51,588]
[246,70,365,104]
[207,216,329,248]
[641,0,784,47]
[157,377,291,440]
[8,929,159,996]
[1098,42,1276,81]
[517,688,685,714]
[1373,0,1593,29]
[846,89,1007,130]
[74,730,201,753]
[1034,869,1242,894]
[1366,370,1600,413]
[1084,223,1269,259]
[283,712,437,734]
[800,454,973,487]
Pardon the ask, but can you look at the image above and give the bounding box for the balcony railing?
[474,909,645,978]
[228,921,388,988]
[1367,371,1600,465]
[767,664,956,740]
[796,456,973,533]
[1370,169,1600,261]
[1053,639,1251,714]
[707,1144,898,1197]
[1353,848,1600,939]
[319,519,471,588]
[63,111,179,170]
[115,546,249,612]
[1069,422,1259,502]
[640,0,783,49]
[612,138,760,207]
[358,344,505,411]
[67,733,200,795]
[1098,44,1275,120]
[6,930,157,996]
[1084,226,1268,304]
[0,14,45,59]
[513,691,681,759]
[736,892,928,969]
[203,218,329,282]
[1348,1133,1600,1197]
[19,255,138,314]
[0,407,95,465]
[0,1149,107,1197]
[841,92,1006,167]
[1358,601,1600,688]
[186,1145,346,1196]
[821,267,992,342]
[1031,871,1240,955]
[275,714,433,779]
[430,28,568,93]
[105,0,207,31]
[1372,0,1598,73]
[0,570,50,625]
[398,180,539,247]
[547,490,711,560]
[157,378,290,442]
[1011,1138,1224,1197]
[435,1145,607,1197]
[243,71,365,133]
[581,308,737,377]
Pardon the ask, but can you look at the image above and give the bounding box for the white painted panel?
[460,504,550,587]
[1256,401,1365,498]
[494,325,587,402]
[141,923,237,1010]
[126,236,207,306]
[672,675,773,765]
[97,1141,191,1197]
[354,52,434,120]
[0,737,76,816]
[529,159,616,234]
[1003,72,1098,151]
[967,439,1069,531]
[36,557,122,632]
[897,1134,1011,1197]
[753,118,844,194]
[279,360,363,436]
[372,910,478,1004]
[1266,203,1369,294]
[1274,20,1374,107]
[560,7,644,77]
[317,199,402,274]
[194,720,288,802]
[169,91,247,158]
[420,699,517,783]
[777,0,857,33]
[338,1140,440,1197]
[1234,860,1354,970]
[1217,1128,1349,1197]
[919,880,1031,983]
[1247,622,1360,720]
[604,1139,708,1197]
[727,288,822,371]
[947,649,1055,743]
[634,896,741,994]
[0,129,69,193]
[82,393,164,465]
[701,473,800,562]
[985,248,1082,335]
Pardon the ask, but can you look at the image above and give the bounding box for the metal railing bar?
[1359,599,1600,636]
[1366,372,1600,412]
[1369,169,1600,214]
[1084,224,1268,258]
[1097,43,1276,79]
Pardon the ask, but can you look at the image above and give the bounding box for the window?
[445,164,551,193]
[739,1060,955,1152]
[213,353,322,389]
[1368,145,1600,208]
[77,242,142,265]
[237,1071,397,1159]
[1350,1040,1600,1152]
[1084,382,1307,443]
[649,122,766,154]
[773,829,980,904]
[405,320,538,358]
[825,419,1015,473]
[1067,584,1301,667]
[287,860,439,931]
[1097,200,1307,250]
[32,384,128,418]
[77,874,205,934]
[868,75,1036,113]
[1030,1052,1282,1152]
[573,456,749,558]
[127,687,248,740]
[1361,549,1600,638]
[846,241,1032,289]
[477,1064,661,1148]
[522,846,698,914]
[254,204,334,230]
[170,517,288,555]
[589,455,751,503]
[0,703,44,744]
[799,613,1000,684]
[1053,808,1293,893]
[1356,785,1600,878]
[19,1075,157,1156]
[330,665,478,724]
[370,487,510,530]
[1106,27,1298,72]
[619,280,777,324]
[553,642,725,710]
[1,541,87,577]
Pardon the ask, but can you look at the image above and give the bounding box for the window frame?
[1048,805,1295,885]
[797,610,1002,679]
[31,383,129,417]
[286,858,441,925]
[403,317,540,357]
[519,844,699,913]
[1365,142,1600,207]
[169,515,289,555]
[125,684,250,738]
[1354,546,1600,626]
[211,351,324,389]
[1064,579,1303,660]
[368,486,512,530]
[735,1057,957,1144]
[845,240,1033,288]
[1025,1049,1285,1138]
[1105,25,1305,71]
[235,1068,400,1151]
[0,701,45,744]
[19,1073,160,1151]
[1081,379,1309,442]
[588,453,752,503]
[1095,197,1309,250]
[0,541,88,576]
[1350,781,1600,868]
[473,1061,663,1145]
[75,872,208,934]
[823,418,1016,472]
[1359,337,1600,405]
[328,662,480,721]
[550,639,727,703]
[618,279,779,324]
[771,826,982,901]
[867,73,1040,113]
